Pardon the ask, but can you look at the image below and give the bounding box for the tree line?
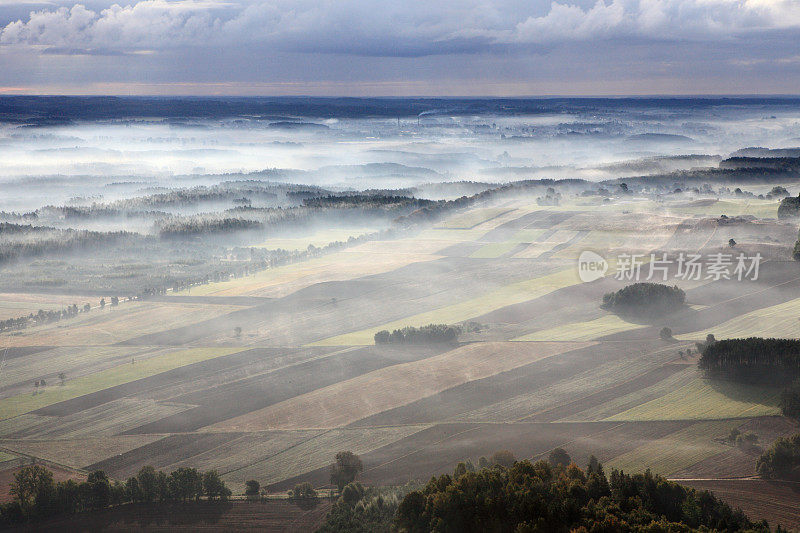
[0,464,231,527]
[374,324,461,345]
[698,337,800,383]
[0,298,119,334]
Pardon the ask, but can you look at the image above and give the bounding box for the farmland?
[2,192,800,529]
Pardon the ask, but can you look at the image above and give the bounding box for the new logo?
[578,250,608,282]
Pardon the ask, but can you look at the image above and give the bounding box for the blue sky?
[0,0,799,95]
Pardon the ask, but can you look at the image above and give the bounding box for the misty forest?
[2,97,800,531]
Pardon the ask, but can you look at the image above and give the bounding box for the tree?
[374,330,390,344]
[781,380,800,418]
[168,467,202,502]
[234,326,242,338]
[245,479,260,498]
[58,372,66,386]
[202,470,230,500]
[660,327,673,340]
[548,448,571,467]
[10,464,53,511]
[85,471,111,510]
[491,450,516,468]
[330,451,363,491]
[125,477,141,502]
[83,303,91,313]
[110,296,119,306]
[340,482,365,506]
[292,482,317,499]
[99,298,106,309]
[137,465,158,503]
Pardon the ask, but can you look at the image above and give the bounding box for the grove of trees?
[698,337,800,382]
[756,434,800,480]
[602,283,686,317]
[374,324,461,345]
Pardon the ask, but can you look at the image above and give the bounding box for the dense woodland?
[602,283,686,317]
[698,338,800,382]
[320,454,768,532]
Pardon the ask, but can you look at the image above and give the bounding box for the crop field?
[604,419,740,475]
[3,302,246,347]
[512,313,648,341]
[209,342,590,431]
[435,206,517,229]
[679,480,800,531]
[606,376,782,421]
[2,196,800,531]
[676,296,800,340]
[0,347,245,419]
[308,267,583,345]
[0,434,162,469]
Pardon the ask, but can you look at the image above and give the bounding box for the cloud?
[1,0,799,56]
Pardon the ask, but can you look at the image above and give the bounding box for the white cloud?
[1,0,799,54]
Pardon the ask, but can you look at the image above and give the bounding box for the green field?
[0,347,245,420]
[513,313,648,342]
[606,377,781,421]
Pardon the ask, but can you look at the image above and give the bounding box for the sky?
[0,0,799,96]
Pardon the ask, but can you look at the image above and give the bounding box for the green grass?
[605,419,740,476]
[513,314,647,342]
[0,347,245,420]
[308,268,583,346]
[605,377,781,422]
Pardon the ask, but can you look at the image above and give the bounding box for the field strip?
[604,419,740,476]
[179,245,445,298]
[436,207,517,229]
[676,296,800,341]
[222,426,430,486]
[0,346,246,421]
[1,302,245,347]
[450,344,680,424]
[604,377,781,421]
[206,341,592,431]
[561,366,698,422]
[307,268,583,346]
[0,435,163,469]
[468,228,548,258]
[512,314,649,342]
[0,345,153,393]
[511,230,579,259]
